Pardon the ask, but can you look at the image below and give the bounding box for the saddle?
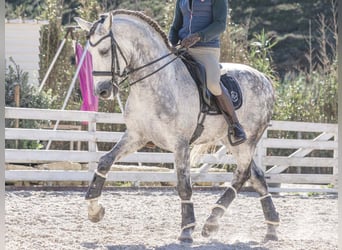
[180,52,243,115]
[180,52,243,144]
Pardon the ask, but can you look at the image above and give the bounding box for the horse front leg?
[85,131,145,223]
[248,160,280,241]
[175,141,195,244]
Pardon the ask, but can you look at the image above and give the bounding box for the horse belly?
[194,115,227,145]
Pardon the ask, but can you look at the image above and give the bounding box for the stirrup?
[228,124,246,146]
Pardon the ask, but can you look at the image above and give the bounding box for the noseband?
[86,15,182,88]
[87,16,128,88]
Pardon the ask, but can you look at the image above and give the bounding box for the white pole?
[45,41,90,150]
[61,41,90,111]
[38,38,67,93]
[116,93,125,114]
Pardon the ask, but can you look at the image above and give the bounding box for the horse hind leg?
[248,160,280,241]
[201,171,249,238]
[202,158,280,241]
[86,131,146,223]
[202,148,252,238]
[175,140,196,244]
[201,185,237,237]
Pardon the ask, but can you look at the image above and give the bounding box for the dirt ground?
[5,187,338,250]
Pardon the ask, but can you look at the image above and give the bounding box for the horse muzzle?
[95,80,118,99]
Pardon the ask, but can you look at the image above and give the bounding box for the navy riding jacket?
[168,0,228,48]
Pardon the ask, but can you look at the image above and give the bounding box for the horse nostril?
[99,90,109,98]
[96,81,113,99]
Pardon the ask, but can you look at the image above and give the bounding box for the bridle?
[87,15,182,89]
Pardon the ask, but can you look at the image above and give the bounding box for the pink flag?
[75,43,98,112]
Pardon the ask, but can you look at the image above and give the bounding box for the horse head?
[75,13,120,100]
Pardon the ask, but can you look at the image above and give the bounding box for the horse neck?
[113,15,196,103]
[113,16,171,75]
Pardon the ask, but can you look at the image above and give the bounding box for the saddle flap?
[180,52,211,105]
[181,52,243,113]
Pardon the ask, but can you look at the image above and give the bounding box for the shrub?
[5,58,54,149]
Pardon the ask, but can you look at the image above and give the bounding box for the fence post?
[88,119,97,171]
[255,129,267,171]
[333,133,338,188]
[14,84,20,148]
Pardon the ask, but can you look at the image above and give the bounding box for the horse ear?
[74,17,92,32]
[103,12,113,31]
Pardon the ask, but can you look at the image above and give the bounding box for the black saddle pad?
[220,73,243,110]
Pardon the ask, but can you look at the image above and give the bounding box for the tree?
[273,2,337,123]
[5,58,54,149]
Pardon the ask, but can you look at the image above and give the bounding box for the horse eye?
[99,48,110,56]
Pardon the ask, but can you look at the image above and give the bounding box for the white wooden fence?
[5,107,338,192]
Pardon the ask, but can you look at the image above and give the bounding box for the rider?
[168,0,246,145]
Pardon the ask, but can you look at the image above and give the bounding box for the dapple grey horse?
[75,9,279,244]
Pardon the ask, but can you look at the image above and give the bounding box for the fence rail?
[5,107,338,192]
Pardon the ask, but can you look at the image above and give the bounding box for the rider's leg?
[215,85,246,145]
[188,47,246,145]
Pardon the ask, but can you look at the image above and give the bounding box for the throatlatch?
[85,171,106,200]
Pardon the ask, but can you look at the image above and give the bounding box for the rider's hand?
[181,33,201,49]
[170,45,186,56]
[170,46,178,54]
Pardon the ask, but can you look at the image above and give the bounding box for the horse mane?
[112,9,172,50]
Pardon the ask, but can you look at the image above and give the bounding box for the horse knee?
[232,167,251,191]
[177,181,192,200]
[176,167,192,200]
[97,154,114,174]
[177,184,192,200]
[249,160,268,195]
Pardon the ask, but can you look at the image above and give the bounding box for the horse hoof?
[264,224,278,241]
[264,233,278,242]
[88,204,105,223]
[201,216,219,238]
[178,228,193,244]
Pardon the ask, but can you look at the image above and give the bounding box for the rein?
[87,17,183,89]
[124,51,178,87]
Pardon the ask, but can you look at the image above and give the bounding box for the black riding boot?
[215,86,247,145]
